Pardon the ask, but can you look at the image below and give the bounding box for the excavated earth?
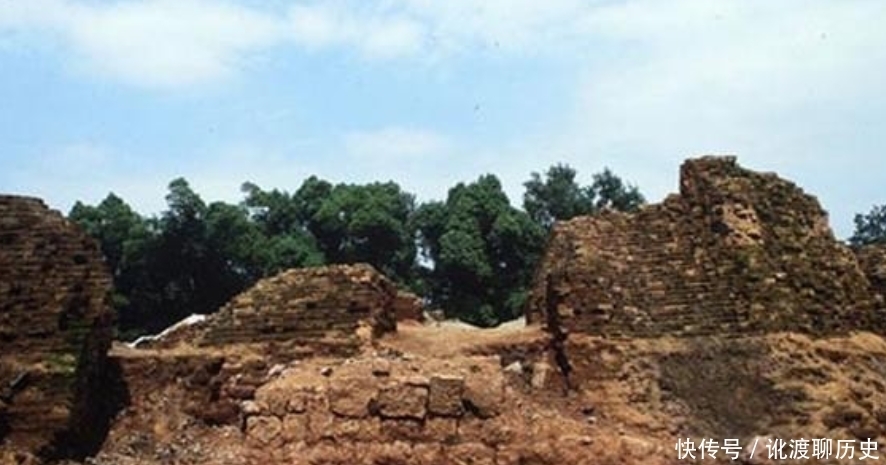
[82,326,886,465]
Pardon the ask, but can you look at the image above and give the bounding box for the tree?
[523,164,594,229]
[523,163,645,229]
[241,180,327,275]
[416,175,545,326]
[242,182,302,237]
[258,233,325,276]
[205,201,265,283]
[69,194,158,337]
[309,181,417,284]
[152,178,266,328]
[241,178,416,285]
[850,204,886,246]
[91,178,256,334]
[69,193,149,279]
[589,168,645,213]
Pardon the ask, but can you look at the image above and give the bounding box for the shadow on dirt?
[658,337,806,438]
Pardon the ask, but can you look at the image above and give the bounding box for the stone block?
[428,375,465,417]
[381,418,424,442]
[377,382,428,420]
[462,361,504,419]
[329,376,377,418]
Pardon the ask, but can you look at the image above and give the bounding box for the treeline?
[69,165,644,339]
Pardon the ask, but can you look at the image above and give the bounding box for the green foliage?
[523,163,645,229]
[242,181,303,236]
[309,182,416,282]
[71,164,646,334]
[258,233,325,276]
[415,175,545,326]
[589,168,645,213]
[243,179,416,285]
[69,193,149,279]
[45,353,77,375]
[523,164,594,229]
[69,194,158,334]
[850,204,886,246]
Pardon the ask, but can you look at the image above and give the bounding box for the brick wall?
[199,264,402,355]
[855,244,886,306]
[527,156,880,337]
[0,195,114,458]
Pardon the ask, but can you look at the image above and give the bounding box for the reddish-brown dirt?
[68,323,886,465]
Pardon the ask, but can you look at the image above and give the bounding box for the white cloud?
[289,2,425,60]
[476,0,886,237]
[0,0,287,89]
[401,0,592,54]
[2,0,883,238]
[285,0,600,58]
[567,0,886,176]
[0,0,665,86]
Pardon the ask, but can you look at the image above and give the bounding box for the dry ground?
[84,321,886,465]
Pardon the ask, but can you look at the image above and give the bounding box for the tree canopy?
[415,175,545,326]
[523,164,644,229]
[69,163,646,337]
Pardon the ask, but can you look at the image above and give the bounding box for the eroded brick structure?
[198,264,402,355]
[245,355,508,453]
[0,196,114,458]
[528,156,880,337]
[856,244,886,304]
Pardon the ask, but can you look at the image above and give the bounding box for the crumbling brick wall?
[100,348,593,464]
[246,355,504,447]
[0,195,114,459]
[855,244,886,306]
[234,354,590,464]
[527,156,880,337]
[199,264,401,355]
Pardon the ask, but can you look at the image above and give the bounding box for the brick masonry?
[527,156,882,337]
[198,264,406,355]
[0,195,114,458]
[855,244,886,306]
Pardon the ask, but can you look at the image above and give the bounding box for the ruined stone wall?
[98,345,596,465]
[856,244,886,305]
[0,195,114,458]
[527,156,879,337]
[198,264,401,355]
[234,353,591,464]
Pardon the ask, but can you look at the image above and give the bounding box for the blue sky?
[1,0,884,239]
